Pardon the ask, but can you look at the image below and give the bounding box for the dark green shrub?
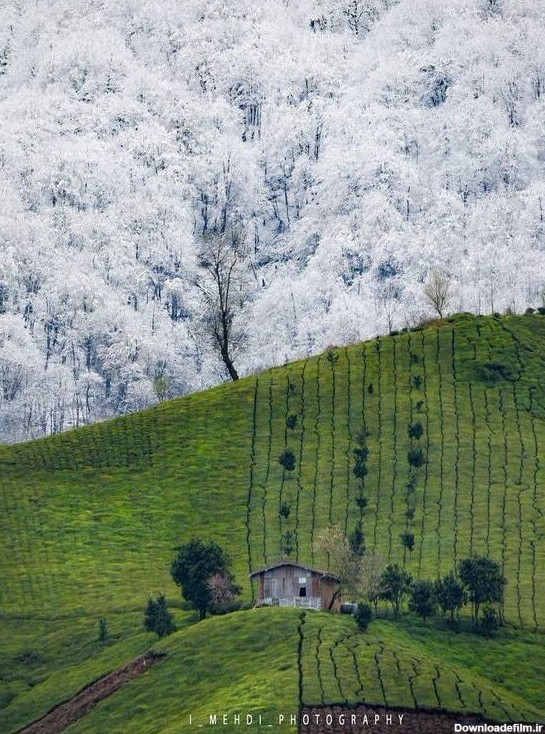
[286,414,298,430]
[355,427,370,443]
[367,383,374,394]
[459,556,506,625]
[400,531,415,552]
[98,617,108,643]
[480,606,500,636]
[279,501,291,519]
[349,521,365,557]
[409,580,437,621]
[412,375,423,389]
[415,400,424,411]
[144,594,176,638]
[353,446,369,462]
[379,564,412,617]
[538,307,545,315]
[356,494,368,510]
[525,308,535,315]
[15,650,43,667]
[282,531,294,556]
[353,461,368,479]
[476,361,515,384]
[434,572,466,623]
[354,603,373,631]
[408,447,425,467]
[408,421,423,440]
[279,449,296,471]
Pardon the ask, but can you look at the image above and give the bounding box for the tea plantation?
[1,313,545,732]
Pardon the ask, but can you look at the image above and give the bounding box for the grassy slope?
[1,313,545,731]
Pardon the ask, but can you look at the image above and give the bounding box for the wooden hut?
[249,562,341,611]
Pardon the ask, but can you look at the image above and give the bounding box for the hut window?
[298,577,307,597]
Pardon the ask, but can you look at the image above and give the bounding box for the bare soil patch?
[300,704,493,734]
[16,651,165,734]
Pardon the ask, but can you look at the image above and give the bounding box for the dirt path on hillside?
[15,651,165,734]
[300,704,493,734]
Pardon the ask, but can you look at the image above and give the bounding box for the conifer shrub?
[98,617,108,643]
[356,494,368,510]
[279,501,291,519]
[286,414,298,429]
[408,421,424,440]
[400,531,415,552]
[480,606,500,636]
[353,461,368,479]
[408,447,425,467]
[144,594,176,638]
[412,375,423,389]
[354,603,373,631]
[278,449,296,471]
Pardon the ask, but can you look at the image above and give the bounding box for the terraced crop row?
[8,411,157,472]
[244,315,545,630]
[298,614,541,722]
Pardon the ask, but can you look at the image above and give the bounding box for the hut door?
[298,576,307,597]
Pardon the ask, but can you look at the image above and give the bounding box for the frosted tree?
[196,229,251,381]
[424,271,452,318]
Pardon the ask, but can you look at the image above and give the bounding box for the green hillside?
[1,313,545,732]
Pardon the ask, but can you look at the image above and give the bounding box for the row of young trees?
[376,556,506,626]
[316,524,506,632]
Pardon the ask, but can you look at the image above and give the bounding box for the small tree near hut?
[315,524,364,609]
[171,537,239,620]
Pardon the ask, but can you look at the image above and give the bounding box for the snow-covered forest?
[1,0,545,442]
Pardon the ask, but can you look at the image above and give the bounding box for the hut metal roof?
[249,561,339,582]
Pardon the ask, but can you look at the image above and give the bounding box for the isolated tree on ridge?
[171,537,239,620]
[196,229,249,381]
[424,270,452,318]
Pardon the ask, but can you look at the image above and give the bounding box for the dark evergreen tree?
[408,580,437,621]
[278,449,296,471]
[459,556,506,625]
[98,617,108,643]
[144,597,158,632]
[434,572,466,623]
[400,531,415,553]
[171,537,236,620]
[144,595,176,637]
[153,594,177,638]
[354,603,373,631]
[349,521,365,557]
[379,564,412,617]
